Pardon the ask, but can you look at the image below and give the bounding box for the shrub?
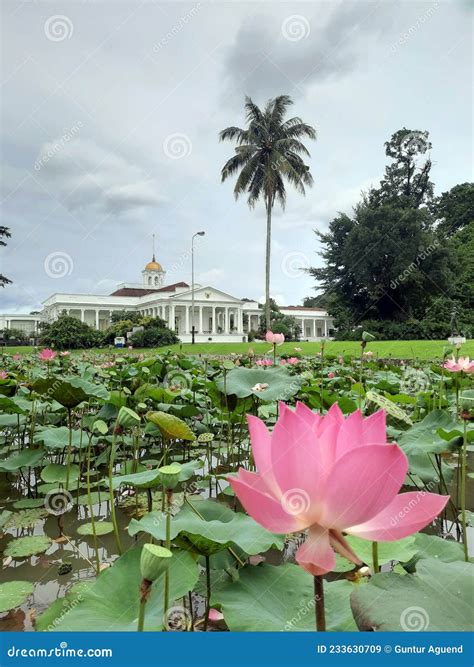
[129,325,178,348]
[39,316,104,350]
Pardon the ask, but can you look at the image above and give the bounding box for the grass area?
[3,339,473,361]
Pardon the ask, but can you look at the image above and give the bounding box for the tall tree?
[431,182,474,236]
[0,227,12,288]
[219,95,316,328]
[369,128,433,209]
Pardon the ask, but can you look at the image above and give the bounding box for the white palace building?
[0,254,334,343]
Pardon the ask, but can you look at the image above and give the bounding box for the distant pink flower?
[265,331,285,345]
[363,351,374,358]
[328,372,335,379]
[100,361,115,369]
[39,349,56,362]
[12,354,21,361]
[229,403,448,576]
[128,345,133,350]
[287,357,299,365]
[443,356,474,373]
[60,351,70,357]
[279,359,287,365]
[338,357,344,364]
[294,347,302,352]
[256,359,273,367]
[0,371,8,380]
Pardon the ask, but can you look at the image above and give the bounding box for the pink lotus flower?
[443,356,474,373]
[287,357,299,365]
[265,331,285,345]
[60,351,70,357]
[128,345,133,350]
[208,608,224,623]
[0,371,8,380]
[256,359,273,367]
[229,403,448,576]
[328,372,335,379]
[12,354,21,361]
[39,349,56,362]
[363,351,374,358]
[338,357,344,364]
[279,359,287,365]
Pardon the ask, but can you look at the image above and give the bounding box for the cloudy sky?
[1,0,472,313]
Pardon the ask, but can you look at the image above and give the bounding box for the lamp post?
[191,231,205,344]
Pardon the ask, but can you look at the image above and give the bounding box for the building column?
[185,306,189,334]
[238,308,243,333]
[169,305,175,330]
[313,319,317,338]
[324,319,328,337]
[211,307,216,334]
[80,309,85,323]
[95,310,99,330]
[198,306,203,334]
[224,307,229,333]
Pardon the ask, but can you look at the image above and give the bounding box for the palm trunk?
[265,198,272,330]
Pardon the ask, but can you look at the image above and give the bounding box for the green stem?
[460,420,469,561]
[86,437,100,575]
[108,430,122,555]
[372,541,379,573]
[163,489,172,630]
[203,555,211,631]
[314,575,326,631]
[137,599,147,632]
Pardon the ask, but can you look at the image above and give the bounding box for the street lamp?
[191,231,205,344]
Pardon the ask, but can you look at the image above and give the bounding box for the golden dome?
[145,255,162,272]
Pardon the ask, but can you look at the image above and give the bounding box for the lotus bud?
[140,544,172,582]
[158,463,182,489]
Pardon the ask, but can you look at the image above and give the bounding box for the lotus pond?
[0,346,473,633]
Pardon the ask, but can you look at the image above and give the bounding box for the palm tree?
[219,95,316,329]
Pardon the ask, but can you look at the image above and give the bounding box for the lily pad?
[77,522,114,536]
[146,411,195,441]
[35,546,199,631]
[32,377,109,409]
[13,498,47,509]
[351,558,473,631]
[210,563,358,631]
[0,448,45,471]
[4,508,48,529]
[129,499,284,556]
[0,581,34,613]
[41,463,80,484]
[345,535,417,566]
[217,367,303,401]
[5,535,52,558]
[399,410,463,457]
[34,427,85,450]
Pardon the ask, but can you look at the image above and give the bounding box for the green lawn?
[2,339,473,362]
